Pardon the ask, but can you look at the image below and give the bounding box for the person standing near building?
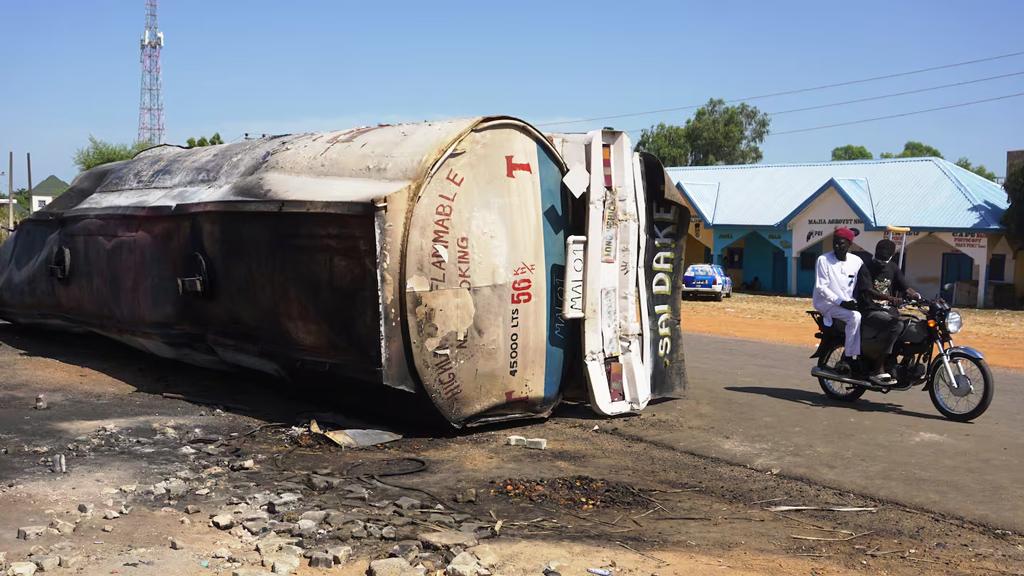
[813,227,863,369]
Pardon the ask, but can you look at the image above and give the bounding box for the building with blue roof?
[668,157,1014,308]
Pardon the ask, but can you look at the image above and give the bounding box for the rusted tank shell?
[0,117,575,425]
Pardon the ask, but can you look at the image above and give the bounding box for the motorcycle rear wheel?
[817,344,866,402]
[929,352,994,422]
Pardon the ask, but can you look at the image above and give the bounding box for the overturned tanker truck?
[0,116,688,426]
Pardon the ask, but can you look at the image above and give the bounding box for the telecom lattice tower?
[137,0,165,145]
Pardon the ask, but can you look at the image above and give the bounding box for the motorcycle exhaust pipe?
[811,366,871,388]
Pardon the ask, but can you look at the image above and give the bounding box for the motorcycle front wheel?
[817,343,866,402]
[929,352,994,422]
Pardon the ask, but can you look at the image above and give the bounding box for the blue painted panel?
[797,241,824,295]
[537,144,567,400]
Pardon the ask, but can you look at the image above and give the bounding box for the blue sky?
[1,0,1022,188]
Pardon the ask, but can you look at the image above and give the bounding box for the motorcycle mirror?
[942,282,954,291]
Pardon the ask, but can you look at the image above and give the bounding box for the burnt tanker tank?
[0,117,687,425]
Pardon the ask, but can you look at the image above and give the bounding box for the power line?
[538,49,1024,127]
[770,91,1024,135]
[770,70,1024,115]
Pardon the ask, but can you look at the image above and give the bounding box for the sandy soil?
[681,293,1024,371]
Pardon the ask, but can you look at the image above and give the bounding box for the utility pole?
[26,152,32,200]
[7,151,13,231]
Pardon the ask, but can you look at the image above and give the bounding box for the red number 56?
[511,278,532,304]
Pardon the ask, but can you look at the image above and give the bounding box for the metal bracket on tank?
[177,252,209,296]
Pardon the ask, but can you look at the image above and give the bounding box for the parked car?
[682,264,733,301]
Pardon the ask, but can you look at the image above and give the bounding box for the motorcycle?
[808,291,994,422]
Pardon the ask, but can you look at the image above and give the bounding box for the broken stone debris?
[32,557,58,572]
[212,514,235,530]
[369,557,427,576]
[7,562,37,576]
[308,552,333,568]
[33,395,47,410]
[169,538,185,550]
[15,526,46,541]
[505,436,547,449]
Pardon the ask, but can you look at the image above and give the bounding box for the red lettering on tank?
[504,390,529,403]
[505,155,533,178]
[456,236,471,288]
[445,169,464,188]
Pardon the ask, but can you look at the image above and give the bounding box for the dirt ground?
[1,325,1022,576]
[681,293,1024,371]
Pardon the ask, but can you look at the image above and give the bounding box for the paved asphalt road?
[618,332,1023,531]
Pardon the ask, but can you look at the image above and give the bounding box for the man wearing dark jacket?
[855,239,921,385]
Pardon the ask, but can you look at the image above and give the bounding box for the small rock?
[212,548,231,559]
[446,551,485,576]
[33,557,59,573]
[102,525,114,533]
[232,459,256,471]
[76,503,93,515]
[468,544,499,568]
[524,438,547,450]
[7,562,37,576]
[267,555,300,575]
[102,510,120,520]
[505,435,526,446]
[212,514,235,530]
[179,517,191,525]
[326,545,352,565]
[389,541,421,562]
[48,519,75,535]
[419,530,478,550]
[394,496,421,510]
[455,489,477,504]
[243,520,268,534]
[169,538,185,550]
[195,488,210,496]
[368,557,426,576]
[58,556,82,569]
[306,475,344,491]
[50,454,66,474]
[308,553,333,569]
[185,504,201,515]
[34,395,48,410]
[299,510,329,524]
[16,526,46,540]
[178,446,198,455]
[119,484,137,494]
[119,504,133,515]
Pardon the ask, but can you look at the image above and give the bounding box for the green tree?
[73,136,150,172]
[683,99,770,165]
[954,157,997,181]
[635,123,690,167]
[831,145,873,161]
[635,99,770,166]
[881,141,943,159]
[1002,164,1024,250]
[186,132,224,148]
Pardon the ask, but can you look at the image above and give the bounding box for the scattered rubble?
[33,395,47,410]
[495,476,647,511]
[15,526,45,541]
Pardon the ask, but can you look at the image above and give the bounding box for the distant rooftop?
[668,157,1008,232]
[29,175,69,197]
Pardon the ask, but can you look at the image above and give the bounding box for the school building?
[667,157,1015,308]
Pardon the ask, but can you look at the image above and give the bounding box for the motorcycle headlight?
[945,310,963,334]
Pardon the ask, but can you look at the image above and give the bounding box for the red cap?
[834,227,856,242]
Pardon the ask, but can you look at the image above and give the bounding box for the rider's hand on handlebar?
[839,300,858,311]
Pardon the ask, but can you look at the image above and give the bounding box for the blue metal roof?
[668,157,1009,231]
